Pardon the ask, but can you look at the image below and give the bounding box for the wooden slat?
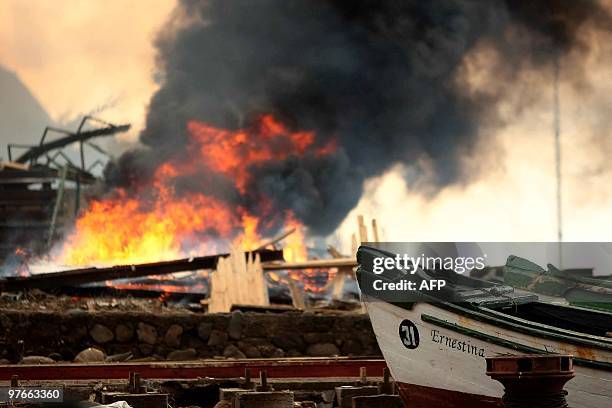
[262,258,357,270]
[358,215,368,243]
[209,246,269,313]
[372,218,380,242]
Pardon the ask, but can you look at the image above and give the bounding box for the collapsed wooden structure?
[0,212,380,312]
[0,117,130,261]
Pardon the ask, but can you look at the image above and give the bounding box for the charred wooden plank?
[0,249,283,291]
[262,258,357,270]
[15,124,130,164]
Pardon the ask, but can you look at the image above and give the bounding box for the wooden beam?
[327,245,345,259]
[15,124,130,164]
[262,258,356,270]
[254,228,296,250]
[0,249,283,292]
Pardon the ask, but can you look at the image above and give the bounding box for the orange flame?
[56,115,335,268]
[187,114,335,193]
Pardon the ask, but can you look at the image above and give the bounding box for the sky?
[1,0,611,249]
[0,0,175,146]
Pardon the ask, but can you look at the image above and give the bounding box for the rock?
[154,345,172,358]
[47,353,63,361]
[164,324,184,347]
[240,337,272,347]
[105,351,133,362]
[115,324,134,342]
[139,344,154,356]
[167,348,197,361]
[258,345,285,358]
[223,344,246,359]
[106,344,132,356]
[306,343,340,357]
[184,334,205,350]
[227,311,243,340]
[90,324,114,344]
[198,322,214,341]
[207,330,228,347]
[131,356,157,362]
[0,358,10,364]
[137,322,158,345]
[341,339,363,355]
[272,333,304,351]
[65,325,88,342]
[238,341,261,358]
[21,355,55,364]
[303,332,335,344]
[74,348,106,363]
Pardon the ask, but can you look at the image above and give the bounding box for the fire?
[283,215,308,263]
[56,114,335,267]
[59,189,239,265]
[187,114,335,193]
[12,247,31,277]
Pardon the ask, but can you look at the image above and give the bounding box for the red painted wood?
[397,382,501,408]
[0,358,386,381]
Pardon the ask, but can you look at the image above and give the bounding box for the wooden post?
[357,215,368,243]
[371,219,380,243]
[330,268,346,300]
[286,276,306,310]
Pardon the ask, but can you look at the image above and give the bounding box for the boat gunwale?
[420,312,612,371]
[398,297,612,351]
[476,304,611,343]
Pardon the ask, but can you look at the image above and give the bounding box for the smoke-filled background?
[2,0,612,245]
[108,0,611,235]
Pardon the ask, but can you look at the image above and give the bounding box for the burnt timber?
[0,249,283,291]
[13,123,130,164]
[0,117,129,260]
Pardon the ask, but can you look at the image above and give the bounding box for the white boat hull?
[366,301,612,408]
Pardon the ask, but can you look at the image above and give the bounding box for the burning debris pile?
[55,115,329,267]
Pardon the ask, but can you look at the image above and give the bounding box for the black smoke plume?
[106,0,609,235]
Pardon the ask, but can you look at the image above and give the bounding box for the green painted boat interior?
[504,255,612,298]
[488,301,612,338]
